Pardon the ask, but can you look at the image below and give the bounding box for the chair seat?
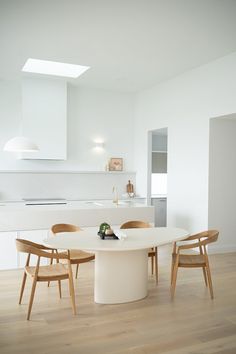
[171,230,219,299]
[25,263,68,279]
[59,249,95,263]
[173,253,206,267]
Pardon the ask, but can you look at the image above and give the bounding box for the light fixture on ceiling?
[3,136,39,153]
[22,58,90,78]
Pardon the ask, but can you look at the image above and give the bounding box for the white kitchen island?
[0,199,153,231]
[0,199,154,269]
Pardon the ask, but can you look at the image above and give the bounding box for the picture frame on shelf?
[109,158,123,171]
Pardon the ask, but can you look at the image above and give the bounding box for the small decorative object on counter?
[126,180,135,197]
[99,222,110,234]
[98,222,118,240]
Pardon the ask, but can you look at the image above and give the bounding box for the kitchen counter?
[0,199,154,232]
[151,195,167,198]
[0,199,146,210]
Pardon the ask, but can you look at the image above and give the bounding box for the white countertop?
[0,199,148,211]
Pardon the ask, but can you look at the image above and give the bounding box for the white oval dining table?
[44,227,189,304]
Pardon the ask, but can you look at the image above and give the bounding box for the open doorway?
[147,128,168,226]
[208,114,236,252]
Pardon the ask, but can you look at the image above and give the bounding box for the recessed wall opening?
[147,127,168,226]
[208,113,236,252]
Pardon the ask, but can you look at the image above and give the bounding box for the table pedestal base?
[94,249,148,304]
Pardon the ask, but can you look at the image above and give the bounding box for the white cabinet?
[0,230,49,270]
[151,198,167,227]
[0,201,154,270]
[0,232,18,270]
[20,77,67,160]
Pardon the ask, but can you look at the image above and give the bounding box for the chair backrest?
[178,230,219,251]
[15,239,68,260]
[120,220,151,229]
[202,230,219,245]
[51,223,81,234]
[190,230,218,242]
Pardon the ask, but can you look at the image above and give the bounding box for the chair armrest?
[36,248,69,260]
[178,237,209,251]
[178,241,202,250]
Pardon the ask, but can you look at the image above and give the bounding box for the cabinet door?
[0,230,50,270]
[20,77,67,160]
[0,232,18,270]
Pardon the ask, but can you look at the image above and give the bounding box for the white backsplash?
[0,171,136,201]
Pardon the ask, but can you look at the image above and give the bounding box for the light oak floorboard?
[0,246,235,354]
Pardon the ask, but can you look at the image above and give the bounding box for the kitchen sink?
[84,201,104,206]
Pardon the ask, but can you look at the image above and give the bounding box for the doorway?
[208,114,236,252]
[147,128,168,226]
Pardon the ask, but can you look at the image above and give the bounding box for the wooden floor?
[0,246,236,354]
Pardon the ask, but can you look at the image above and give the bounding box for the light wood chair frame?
[120,220,158,283]
[50,223,95,280]
[16,239,76,320]
[171,230,219,299]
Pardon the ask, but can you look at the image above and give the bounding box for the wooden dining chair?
[50,223,95,279]
[171,230,219,299]
[120,220,158,283]
[15,239,76,320]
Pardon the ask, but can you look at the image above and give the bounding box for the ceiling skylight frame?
[22,58,90,78]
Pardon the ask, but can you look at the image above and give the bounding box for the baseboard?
[208,244,236,254]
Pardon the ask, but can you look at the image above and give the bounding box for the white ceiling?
[1,0,236,92]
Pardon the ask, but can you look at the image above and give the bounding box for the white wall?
[0,82,135,171]
[134,51,236,247]
[0,81,136,200]
[209,115,236,252]
[67,86,135,171]
[0,171,136,201]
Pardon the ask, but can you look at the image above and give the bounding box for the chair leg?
[48,257,53,287]
[68,262,76,315]
[19,272,27,304]
[154,247,158,284]
[205,261,214,299]
[151,255,154,275]
[171,261,179,299]
[75,264,79,279]
[27,277,37,320]
[58,280,62,298]
[202,267,208,287]
[170,257,175,285]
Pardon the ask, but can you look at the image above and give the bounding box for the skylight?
[22,58,90,78]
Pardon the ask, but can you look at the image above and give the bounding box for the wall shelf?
[0,170,136,174]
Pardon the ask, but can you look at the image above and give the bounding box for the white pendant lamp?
[3,136,39,152]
